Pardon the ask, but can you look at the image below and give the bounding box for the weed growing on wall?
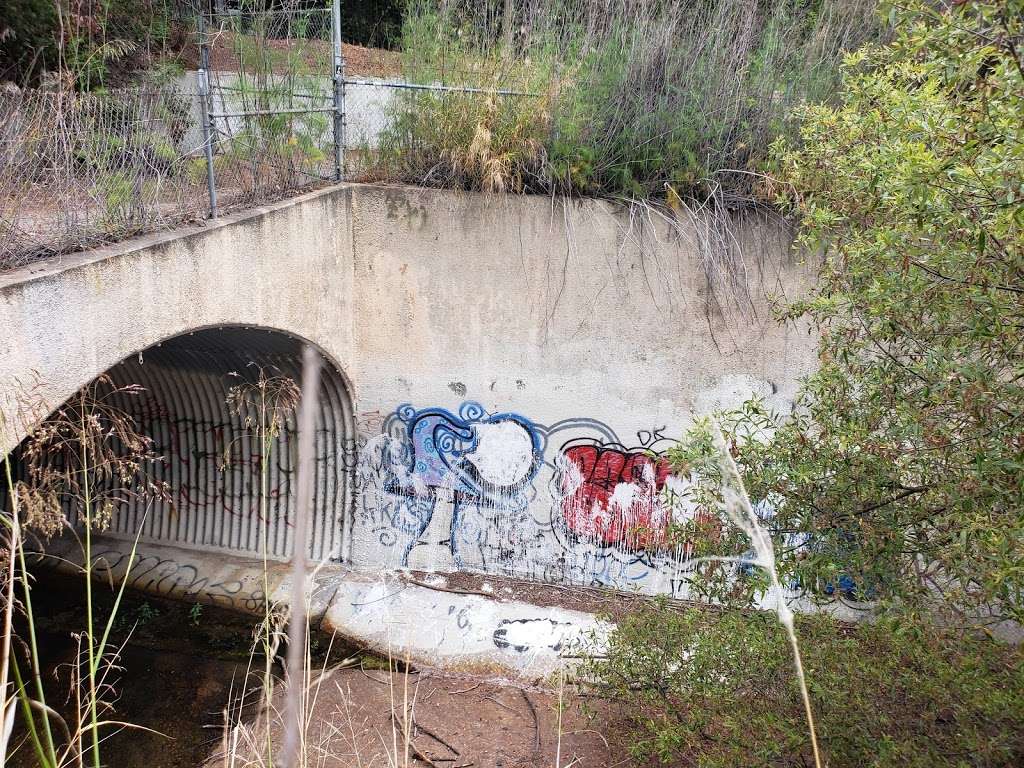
[365,1,555,193]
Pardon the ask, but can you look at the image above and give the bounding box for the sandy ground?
[206,665,631,768]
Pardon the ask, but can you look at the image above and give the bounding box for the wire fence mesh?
[202,6,339,210]
[0,87,209,269]
[0,6,344,271]
[0,82,343,271]
[0,2,569,271]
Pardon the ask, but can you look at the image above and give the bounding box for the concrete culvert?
[7,326,355,563]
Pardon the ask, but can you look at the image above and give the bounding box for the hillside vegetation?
[366,0,882,205]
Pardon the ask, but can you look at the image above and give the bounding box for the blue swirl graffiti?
[383,402,543,565]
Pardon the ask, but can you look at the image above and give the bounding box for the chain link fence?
[199,5,341,217]
[0,2,542,272]
[0,5,342,271]
[0,87,209,269]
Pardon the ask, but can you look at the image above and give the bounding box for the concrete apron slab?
[39,535,610,684]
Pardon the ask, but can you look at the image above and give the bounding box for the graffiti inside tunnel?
[4,328,357,563]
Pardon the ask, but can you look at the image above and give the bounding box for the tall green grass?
[367,0,882,204]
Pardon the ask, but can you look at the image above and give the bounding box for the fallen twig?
[389,709,443,768]
[414,720,460,756]
[483,694,519,715]
[520,688,541,751]
[401,575,492,598]
[359,666,391,685]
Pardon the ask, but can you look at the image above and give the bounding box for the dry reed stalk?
[709,422,822,768]
[280,345,322,768]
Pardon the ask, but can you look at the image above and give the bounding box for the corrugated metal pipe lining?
[7,327,354,562]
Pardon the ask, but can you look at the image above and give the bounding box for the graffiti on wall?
[545,425,705,592]
[355,401,714,592]
[84,546,266,613]
[358,402,543,570]
[556,432,680,552]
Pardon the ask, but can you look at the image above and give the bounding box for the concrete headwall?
[0,187,356,455]
[0,183,817,598]
[345,186,817,595]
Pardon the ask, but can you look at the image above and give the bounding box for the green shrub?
[586,602,1024,767]
[369,2,554,192]
[666,0,1024,624]
[341,0,405,48]
[3,0,182,88]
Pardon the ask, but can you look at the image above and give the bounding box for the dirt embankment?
[179,31,403,79]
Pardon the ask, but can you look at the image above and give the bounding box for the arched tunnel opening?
[0,328,362,768]
[6,326,355,563]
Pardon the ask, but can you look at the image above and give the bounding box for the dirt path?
[208,665,631,768]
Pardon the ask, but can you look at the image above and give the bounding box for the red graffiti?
[560,444,674,550]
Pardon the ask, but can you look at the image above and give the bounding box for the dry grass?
[0,376,170,767]
[367,0,882,204]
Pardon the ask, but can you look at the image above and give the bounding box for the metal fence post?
[331,0,346,182]
[198,12,219,218]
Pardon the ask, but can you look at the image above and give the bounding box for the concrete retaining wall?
[0,183,817,600]
[346,185,817,596]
